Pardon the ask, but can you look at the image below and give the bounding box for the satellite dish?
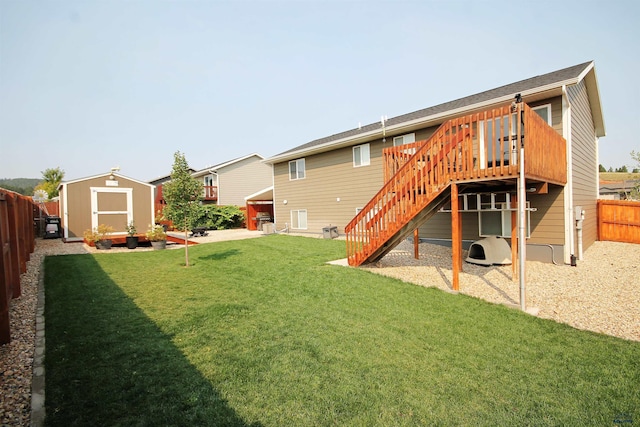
[33,189,48,203]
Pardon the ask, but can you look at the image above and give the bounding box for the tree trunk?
[184,218,190,267]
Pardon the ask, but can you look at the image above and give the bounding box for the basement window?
[479,202,531,238]
[291,209,307,230]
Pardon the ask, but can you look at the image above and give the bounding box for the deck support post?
[413,228,419,260]
[451,182,461,291]
[511,194,518,281]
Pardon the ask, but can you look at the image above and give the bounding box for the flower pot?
[150,240,166,250]
[95,239,112,250]
[126,236,139,249]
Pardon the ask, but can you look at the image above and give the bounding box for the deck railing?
[203,185,218,201]
[347,103,567,266]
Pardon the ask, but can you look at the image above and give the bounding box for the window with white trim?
[479,203,530,238]
[289,159,305,180]
[532,104,552,125]
[353,143,370,167]
[393,133,416,146]
[290,209,307,230]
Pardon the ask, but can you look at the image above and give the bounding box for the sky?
[1,0,639,182]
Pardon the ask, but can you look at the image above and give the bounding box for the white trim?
[478,202,531,238]
[352,143,370,167]
[58,172,154,189]
[289,158,306,181]
[393,133,416,147]
[562,85,574,264]
[245,186,274,201]
[149,185,156,224]
[90,187,133,231]
[61,183,69,240]
[290,209,307,230]
[532,103,552,125]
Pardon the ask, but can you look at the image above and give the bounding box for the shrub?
[194,205,245,230]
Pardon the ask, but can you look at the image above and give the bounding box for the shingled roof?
[266,61,602,163]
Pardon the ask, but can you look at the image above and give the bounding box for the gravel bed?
[362,239,640,342]
[0,239,88,426]
[1,236,638,425]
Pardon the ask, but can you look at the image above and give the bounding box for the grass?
[45,235,640,426]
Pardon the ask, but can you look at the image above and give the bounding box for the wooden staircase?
[345,102,567,266]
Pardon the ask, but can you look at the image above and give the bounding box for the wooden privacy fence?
[597,199,640,244]
[0,189,36,344]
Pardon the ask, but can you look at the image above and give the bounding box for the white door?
[90,187,133,232]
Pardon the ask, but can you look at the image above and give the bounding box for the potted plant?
[146,224,167,250]
[83,224,115,250]
[125,221,138,249]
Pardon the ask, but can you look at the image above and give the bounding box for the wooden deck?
[346,102,567,268]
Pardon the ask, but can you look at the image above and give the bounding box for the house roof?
[245,186,274,202]
[59,172,155,189]
[265,61,605,164]
[148,169,196,185]
[192,153,265,177]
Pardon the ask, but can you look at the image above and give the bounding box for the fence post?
[0,192,15,344]
[7,193,24,298]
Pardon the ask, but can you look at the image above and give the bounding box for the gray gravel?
[1,235,637,426]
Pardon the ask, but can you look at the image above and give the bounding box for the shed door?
[90,187,133,232]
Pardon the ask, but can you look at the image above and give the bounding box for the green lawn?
[44,235,639,426]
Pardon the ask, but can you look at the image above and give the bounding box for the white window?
[479,203,530,238]
[353,143,370,167]
[532,104,552,125]
[290,209,307,229]
[393,133,416,146]
[289,159,305,180]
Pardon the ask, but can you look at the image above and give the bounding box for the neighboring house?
[58,172,155,242]
[152,153,273,223]
[599,180,640,200]
[264,61,605,266]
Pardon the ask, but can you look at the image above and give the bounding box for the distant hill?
[0,178,41,195]
[600,172,640,182]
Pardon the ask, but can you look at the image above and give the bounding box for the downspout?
[517,99,526,311]
[208,170,220,204]
[562,85,575,264]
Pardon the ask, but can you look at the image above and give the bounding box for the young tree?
[34,167,64,199]
[162,152,203,266]
[598,164,606,173]
[631,150,640,200]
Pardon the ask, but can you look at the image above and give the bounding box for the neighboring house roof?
[148,169,196,186]
[265,61,605,164]
[59,172,155,189]
[599,180,639,194]
[192,153,265,178]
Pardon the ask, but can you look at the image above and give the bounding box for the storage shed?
[58,172,155,242]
